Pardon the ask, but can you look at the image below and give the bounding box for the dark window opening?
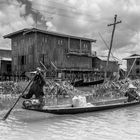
[7,64,11,73]
[136,69,140,74]
[19,55,26,65]
[21,56,26,65]
[40,54,45,64]
[136,60,140,65]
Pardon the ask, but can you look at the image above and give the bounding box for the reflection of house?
[123,54,140,79]
[0,49,12,75]
[92,56,119,77]
[4,28,96,80]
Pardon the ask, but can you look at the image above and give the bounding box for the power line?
[98,32,122,62]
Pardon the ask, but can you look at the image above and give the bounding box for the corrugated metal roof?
[123,54,140,60]
[1,57,12,61]
[97,56,117,62]
[4,28,96,42]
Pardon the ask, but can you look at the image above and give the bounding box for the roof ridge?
[4,28,96,42]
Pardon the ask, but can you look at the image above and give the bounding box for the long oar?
[2,76,35,120]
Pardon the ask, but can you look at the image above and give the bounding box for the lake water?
[1,98,140,140]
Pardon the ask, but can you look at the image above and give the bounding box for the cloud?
[1,0,140,69]
[0,0,34,49]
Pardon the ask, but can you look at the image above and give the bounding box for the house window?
[21,39,24,44]
[7,64,11,73]
[136,68,140,74]
[19,55,26,65]
[13,56,17,65]
[42,36,48,43]
[40,54,45,64]
[42,37,45,42]
[82,43,88,53]
[45,37,48,43]
[58,39,63,45]
[83,43,88,49]
[13,41,17,47]
[136,60,140,65]
[28,37,31,45]
[29,55,32,64]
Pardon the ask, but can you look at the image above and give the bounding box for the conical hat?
[128,84,137,89]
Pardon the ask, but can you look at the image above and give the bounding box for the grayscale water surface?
[1,99,140,140]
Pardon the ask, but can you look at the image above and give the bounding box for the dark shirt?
[22,73,46,99]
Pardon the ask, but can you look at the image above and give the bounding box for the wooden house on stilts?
[4,28,98,82]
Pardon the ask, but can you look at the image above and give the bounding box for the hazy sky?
[0,0,140,68]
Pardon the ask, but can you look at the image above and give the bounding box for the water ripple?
[1,105,140,140]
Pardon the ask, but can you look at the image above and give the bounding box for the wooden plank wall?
[11,33,35,73]
[0,50,11,58]
[66,55,92,69]
[36,33,68,69]
[92,57,118,72]
[127,59,140,76]
[11,32,93,74]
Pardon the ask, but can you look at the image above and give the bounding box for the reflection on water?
[1,100,140,140]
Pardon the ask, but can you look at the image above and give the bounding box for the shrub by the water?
[0,81,29,95]
[0,81,29,110]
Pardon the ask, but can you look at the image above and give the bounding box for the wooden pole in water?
[104,15,121,81]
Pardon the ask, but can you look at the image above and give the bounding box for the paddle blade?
[2,108,12,120]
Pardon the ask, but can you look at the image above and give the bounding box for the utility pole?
[104,14,121,80]
[34,11,37,69]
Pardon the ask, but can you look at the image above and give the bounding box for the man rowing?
[22,67,46,108]
[125,84,140,102]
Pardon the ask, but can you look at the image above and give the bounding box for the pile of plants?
[94,78,140,99]
[1,78,140,101]
[0,81,28,95]
[44,80,91,98]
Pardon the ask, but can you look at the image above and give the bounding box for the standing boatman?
[22,67,46,108]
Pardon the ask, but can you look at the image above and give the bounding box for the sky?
[0,0,140,69]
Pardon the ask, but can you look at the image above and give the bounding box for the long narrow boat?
[71,79,84,87]
[22,98,140,115]
[78,79,104,87]
[71,79,104,87]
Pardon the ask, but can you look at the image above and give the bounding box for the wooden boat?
[71,79,84,87]
[71,79,104,87]
[22,97,140,115]
[78,79,104,87]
